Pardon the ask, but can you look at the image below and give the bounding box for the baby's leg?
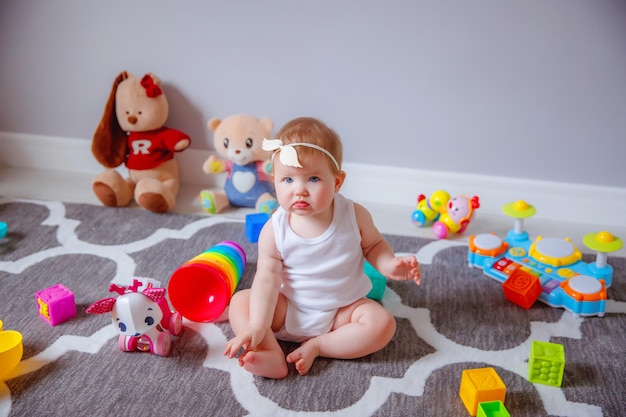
[228,290,289,379]
[286,298,396,375]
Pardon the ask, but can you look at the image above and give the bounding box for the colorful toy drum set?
[168,241,246,322]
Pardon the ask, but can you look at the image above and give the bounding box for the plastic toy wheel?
[118,335,137,352]
[153,332,172,356]
[412,210,426,227]
[168,312,183,336]
[433,222,448,239]
[136,336,152,352]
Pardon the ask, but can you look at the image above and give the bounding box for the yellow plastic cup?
[0,321,23,379]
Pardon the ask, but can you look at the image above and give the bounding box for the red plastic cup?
[168,241,246,322]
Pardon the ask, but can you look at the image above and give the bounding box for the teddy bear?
[199,114,277,214]
[91,71,190,213]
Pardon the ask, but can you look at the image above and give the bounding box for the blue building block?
[245,213,270,243]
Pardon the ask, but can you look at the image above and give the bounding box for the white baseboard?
[2,131,625,228]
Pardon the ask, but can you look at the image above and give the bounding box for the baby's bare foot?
[240,350,288,379]
[286,339,320,375]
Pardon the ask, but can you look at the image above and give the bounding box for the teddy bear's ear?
[207,118,222,132]
[259,117,274,133]
[91,71,130,168]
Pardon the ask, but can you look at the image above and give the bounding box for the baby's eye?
[283,177,293,184]
[308,176,320,183]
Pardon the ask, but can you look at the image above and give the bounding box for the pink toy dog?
[86,279,182,356]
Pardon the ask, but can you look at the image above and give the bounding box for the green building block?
[528,340,565,387]
[477,400,510,417]
[364,261,386,301]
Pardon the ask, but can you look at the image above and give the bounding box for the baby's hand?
[223,326,266,358]
[387,256,421,285]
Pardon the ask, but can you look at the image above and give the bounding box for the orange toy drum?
[168,241,246,322]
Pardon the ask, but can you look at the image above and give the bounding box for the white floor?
[1,166,625,258]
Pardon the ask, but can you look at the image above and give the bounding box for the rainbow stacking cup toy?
[168,241,246,322]
[0,320,23,379]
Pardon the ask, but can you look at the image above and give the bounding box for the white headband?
[262,138,340,170]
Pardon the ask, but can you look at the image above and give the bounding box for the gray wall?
[1,0,625,187]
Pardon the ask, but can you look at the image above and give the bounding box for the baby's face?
[272,151,343,217]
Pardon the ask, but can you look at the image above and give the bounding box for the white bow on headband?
[262,139,340,170]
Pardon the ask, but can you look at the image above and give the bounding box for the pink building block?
[35,284,76,326]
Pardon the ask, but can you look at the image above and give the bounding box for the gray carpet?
[1,198,625,417]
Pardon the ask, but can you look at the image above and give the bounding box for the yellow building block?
[459,367,506,416]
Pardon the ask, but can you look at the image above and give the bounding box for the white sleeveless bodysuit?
[272,193,373,341]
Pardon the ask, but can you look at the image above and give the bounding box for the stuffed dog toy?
[91,71,190,213]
